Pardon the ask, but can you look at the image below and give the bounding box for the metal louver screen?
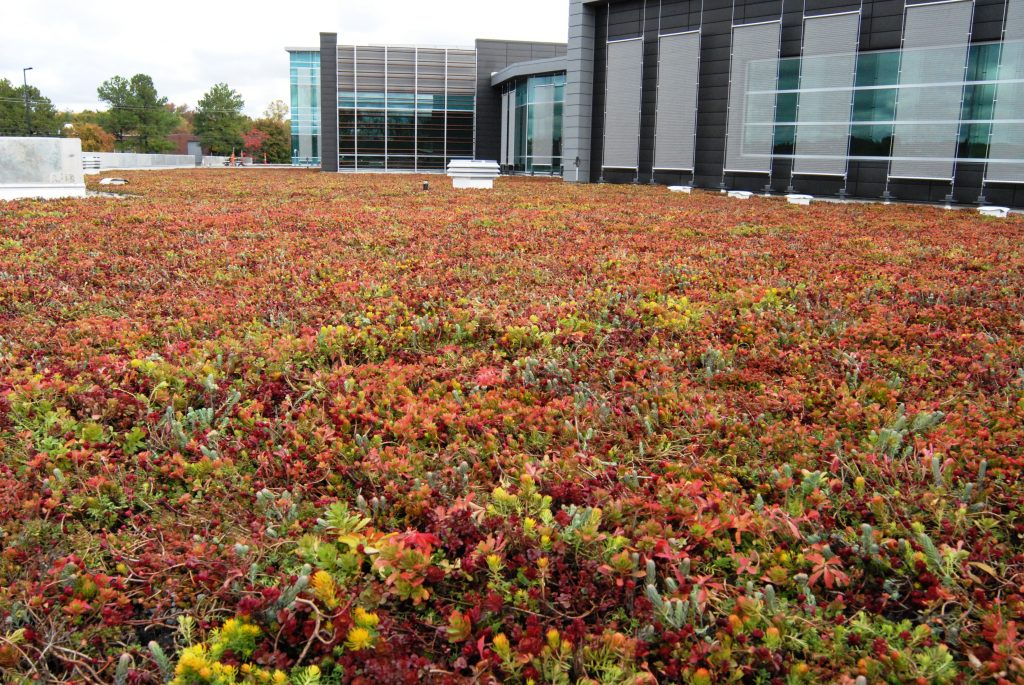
[654,31,701,171]
[603,38,643,169]
[889,0,974,180]
[986,0,1024,183]
[500,91,509,165]
[725,21,781,174]
[534,85,556,166]
[793,12,860,177]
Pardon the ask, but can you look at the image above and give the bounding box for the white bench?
[447,160,501,189]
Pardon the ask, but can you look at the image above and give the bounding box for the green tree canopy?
[97,74,179,153]
[0,79,66,137]
[251,118,290,163]
[194,84,247,156]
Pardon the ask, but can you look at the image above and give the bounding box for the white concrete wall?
[0,137,86,201]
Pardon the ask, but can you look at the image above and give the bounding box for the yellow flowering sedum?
[353,606,380,629]
[345,626,375,651]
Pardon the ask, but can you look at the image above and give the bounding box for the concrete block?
[0,137,86,201]
[979,206,1009,218]
[668,185,692,193]
[786,194,813,205]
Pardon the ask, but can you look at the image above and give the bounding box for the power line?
[0,96,252,115]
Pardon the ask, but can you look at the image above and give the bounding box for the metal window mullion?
[601,9,609,178]
[949,1,977,197]
[884,9,907,196]
[636,0,647,182]
[980,0,1013,189]
[354,47,359,171]
[473,49,478,161]
[790,0,808,188]
[385,46,389,171]
[444,49,449,165]
[720,0,737,187]
[767,8,784,188]
[693,0,704,182]
[841,0,865,189]
[414,48,418,172]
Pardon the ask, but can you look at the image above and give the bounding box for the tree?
[250,118,291,163]
[168,103,194,133]
[242,126,269,157]
[70,110,104,126]
[263,100,289,123]
[96,74,179,153]
[0,79,66,137]
[194,84,247,155]
[67,122,115,152]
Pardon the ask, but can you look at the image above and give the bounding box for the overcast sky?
[1,1,569,118]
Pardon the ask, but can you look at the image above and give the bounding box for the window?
[332,45,475,170]
[510,73,565,174]
[773,57,799,155]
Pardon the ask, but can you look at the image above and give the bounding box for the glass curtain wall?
[289,51,321,166]
[337,45,475,171]
[767,43,1007,165]
[502,73,565,175]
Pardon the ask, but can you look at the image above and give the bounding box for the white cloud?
[1,0,569,117]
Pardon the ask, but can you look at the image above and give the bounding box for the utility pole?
[22,67,33,136]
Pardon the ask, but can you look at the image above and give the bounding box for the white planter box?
[668,185,692,193]
[447,160,500,190]
[979,206,1009,218]
[786,194,813,206]
[727,190,753,200]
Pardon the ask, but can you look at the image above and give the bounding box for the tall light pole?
[22,67,33,136]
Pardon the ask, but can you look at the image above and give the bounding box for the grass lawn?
[1,170,1022,684]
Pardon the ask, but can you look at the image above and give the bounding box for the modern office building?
[291,0,1024,205]
[564,0,1024,205]
[289,38,566,173]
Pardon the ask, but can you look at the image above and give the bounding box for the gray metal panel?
[603,38,644,169]
[534,85,556,166]
[500,91,509,165]
[725,21,781,174]
[319,33,338,172]
[654,31,701,171]
[563,0,597,182]
[889,0,974,180]
[491,57,569,87]
[793,12,860,177]
[986,0,1024,183]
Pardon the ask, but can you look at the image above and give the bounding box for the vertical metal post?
[22,67,33,136]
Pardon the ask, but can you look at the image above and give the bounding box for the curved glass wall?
[501,73,565,175]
